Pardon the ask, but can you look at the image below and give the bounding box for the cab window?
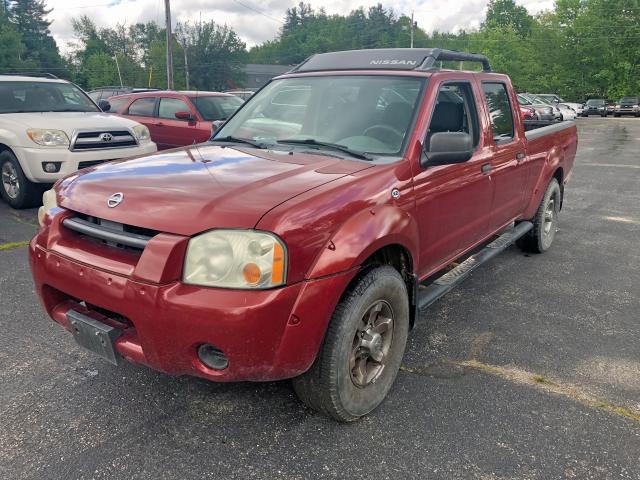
[426,82,479,150]
[482,82,515,143]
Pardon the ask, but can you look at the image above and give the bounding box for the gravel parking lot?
[1,117,639,479]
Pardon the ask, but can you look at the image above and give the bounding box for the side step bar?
[417,221,533,312]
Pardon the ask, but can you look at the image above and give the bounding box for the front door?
[412,80,495,278]
[156,97,199,149]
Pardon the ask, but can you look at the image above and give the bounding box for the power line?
[230,0,284,24]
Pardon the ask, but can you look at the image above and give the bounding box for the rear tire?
[0,150,42,209]
[517,178,561,254]
[292,265,410,422]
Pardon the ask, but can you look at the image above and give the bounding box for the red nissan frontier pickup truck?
[30,49,577,422]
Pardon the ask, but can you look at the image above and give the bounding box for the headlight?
[37,188,58,226]
[27,129,69,147]
[615,105,620,109]
[183,230,287,289]
[132,125,151,142]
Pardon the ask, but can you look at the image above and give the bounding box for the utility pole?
[164,0,174,90]
[114,55,123,87]
[410,11,414,48]
[182,41,189,90]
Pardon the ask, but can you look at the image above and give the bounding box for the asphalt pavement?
[1,117,639,479]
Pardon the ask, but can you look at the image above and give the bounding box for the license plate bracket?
[67,310,122,365]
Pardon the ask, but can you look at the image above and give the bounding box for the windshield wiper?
[210,135,265,149]
[277,138,372,160]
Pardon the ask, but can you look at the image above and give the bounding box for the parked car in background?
[0,74,156,209]
[519,105,537,120]
[523,93,563,121]
[31,48,577,422]
[606,100,616,115]
[517,94,555,121]
[536,94,583,116]
[88,86,160,103]
[556,103,577,120]
[224,89,256,101]
[614,96,640,117]
[110,91,244,149]
[582,98,608,117]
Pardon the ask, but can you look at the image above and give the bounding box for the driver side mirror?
[421,132,473,167]
[175,111,194,121]
[98,99,111,112]
[211,119,226,135]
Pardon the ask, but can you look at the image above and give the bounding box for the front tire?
[293,265,410,422]
[0,150,42,209]
[517,178,561,254]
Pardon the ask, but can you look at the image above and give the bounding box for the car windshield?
[620,97,638,103]
[0,81,99,114]
[191,95,244,121]
[517,94,532,105]
[587,99,605,105]
[214,75,425,160]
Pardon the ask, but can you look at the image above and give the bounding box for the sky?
[47,0,555,53]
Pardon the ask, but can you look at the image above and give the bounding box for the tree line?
[1,0,639,100]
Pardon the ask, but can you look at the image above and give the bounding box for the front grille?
[71,130,137,151]
[62,213,158,252]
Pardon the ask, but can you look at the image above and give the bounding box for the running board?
[417,221,533,312]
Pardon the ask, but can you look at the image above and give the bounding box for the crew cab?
[30,49,577,422]
[109,91,244,149]
[0,75,157,209]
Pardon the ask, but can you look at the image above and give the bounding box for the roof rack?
[0,72,58,79]
[288,48,492,74]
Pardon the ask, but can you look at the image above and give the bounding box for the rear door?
[156,96,199,149]
[412,78,495,276]
[480,81,528,231]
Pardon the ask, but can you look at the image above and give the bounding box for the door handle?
[481,163,492,174]
[516,152,525,161]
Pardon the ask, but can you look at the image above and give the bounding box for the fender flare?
[523,145,563,219]
[306,204,419,279]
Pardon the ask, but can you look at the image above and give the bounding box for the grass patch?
[0,240,30,251]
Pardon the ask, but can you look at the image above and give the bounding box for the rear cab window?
[482,82,515,144]
[128,97,156,117]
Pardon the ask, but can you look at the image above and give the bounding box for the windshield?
[0,81,99,114]
[620,97,639,103]
[191,95,244,121]
[214,75,426,159]
[517,94,532,105]
[586,99,605,105]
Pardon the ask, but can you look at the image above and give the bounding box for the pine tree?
[9,0,63,71]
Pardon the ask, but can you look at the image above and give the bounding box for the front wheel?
[517,178,561,254]
[0,151,42,209]
[292,265,410,422]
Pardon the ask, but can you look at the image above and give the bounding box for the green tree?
[483,0,534,37]
[9,0,63,71]
[0,8,29,71]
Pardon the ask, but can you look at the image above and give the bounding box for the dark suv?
[613,96,640,117]
[582,99,607,117]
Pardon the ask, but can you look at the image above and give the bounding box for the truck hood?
[4,112,142,135]
[57,144,374,236]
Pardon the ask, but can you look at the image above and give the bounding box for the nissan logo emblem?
[99,132,113,142]
[107,192,124,208]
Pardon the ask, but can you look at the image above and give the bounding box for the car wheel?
[517,178,561,254]
[292,265,410,422]
[0,150,42,209]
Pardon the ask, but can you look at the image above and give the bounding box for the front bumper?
[13,141,157,183]
[614,108,639,115]
[29,216,357,381]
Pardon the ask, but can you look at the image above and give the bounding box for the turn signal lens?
[242,263,262,285]
[271,242,285,284]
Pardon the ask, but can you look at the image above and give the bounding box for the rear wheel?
[0,151,42,209]
[517,178,561,254]
[292,265,409,422]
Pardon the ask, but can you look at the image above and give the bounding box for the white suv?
[0,75,157,208]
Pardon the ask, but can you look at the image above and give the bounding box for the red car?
[31,49,577,422]
[108,91,243,149]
